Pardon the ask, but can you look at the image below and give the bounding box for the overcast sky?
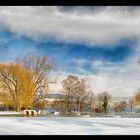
[0,6,140,97]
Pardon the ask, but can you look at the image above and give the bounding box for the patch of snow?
[0,111,21,115]
[0,117,140,135]
[114,116,121,118]
[82,115,90,117]
[54,112,59,116]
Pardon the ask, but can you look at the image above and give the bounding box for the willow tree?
[20,66,36,109]
[16,54,54,105]
[0,55,54,112]
[0,63,35,112]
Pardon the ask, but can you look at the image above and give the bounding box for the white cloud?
[51,68,140,97]
[86,74,140,97]
[0,6,140,45]
[89,57,140,97]
[0,6,140,97]
[51,55,140,97]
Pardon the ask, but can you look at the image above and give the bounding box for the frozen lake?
[0,117,140,135]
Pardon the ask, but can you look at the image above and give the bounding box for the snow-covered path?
[0,117,140,135]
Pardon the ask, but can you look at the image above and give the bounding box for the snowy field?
[0,117,140,135]
[0,111,21,115]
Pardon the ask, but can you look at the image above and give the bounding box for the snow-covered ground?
[0,111,21,115]
[0,117,140,135]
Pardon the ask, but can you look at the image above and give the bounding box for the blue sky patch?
[0,29,135,74]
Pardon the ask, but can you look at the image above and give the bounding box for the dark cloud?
[58,6,140,16]
[58,6,104,14]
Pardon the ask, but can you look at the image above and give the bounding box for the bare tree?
[62,75,77,113]
[86,92,96,112]
[114,102,121,112]
[120,101,128,113]
[129,98,135,114]
[62,75,90,113]
[51,97,66,113]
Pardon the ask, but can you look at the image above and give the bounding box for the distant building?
[0,78,64,107]
[44,78,64,102]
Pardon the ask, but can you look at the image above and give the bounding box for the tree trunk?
[104,106,107,113]
[90,101,92,113]
[60,101,63,112]
[80,103,83,112]
[16,104,20,112]
[67,100,70,112]
[67,101,72,113]
[77,102,80,112]
[131,105,133,114]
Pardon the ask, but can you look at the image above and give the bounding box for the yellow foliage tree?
[135,93,140,106]
[0,55,54,112]
[0,63,35,111]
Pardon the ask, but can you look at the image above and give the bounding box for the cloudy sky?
[0,6,140,97]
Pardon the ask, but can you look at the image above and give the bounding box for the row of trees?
[51,75,109,113]
[0,54,110,113]
[51,74,136,114]
[50,58,140,113]
[114,101,129,113]
[2,54,139,113]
